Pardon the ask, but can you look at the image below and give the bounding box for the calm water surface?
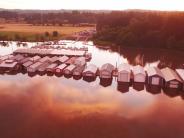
[0,41,184,138]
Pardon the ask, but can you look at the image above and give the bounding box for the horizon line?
[0,7,184,12]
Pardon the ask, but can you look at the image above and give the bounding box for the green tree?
[14,34,21,41]
[52,31,59,37]
[45,32,50,37]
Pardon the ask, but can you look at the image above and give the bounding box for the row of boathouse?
[0,52,184,92]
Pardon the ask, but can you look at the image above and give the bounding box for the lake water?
[0,41,184,138]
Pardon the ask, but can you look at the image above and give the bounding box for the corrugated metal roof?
[73,66,85,73]
[39,56,51,63]
[38,62,50,71]
[118,63,131,73]
[161,67,182,82]
[56,64,67,70]
[46,63,58,69]
[29,62,43,69]
[147,67,163,77]
[74,57,86,66]
[132,65,146,75]
[176,69,184,81]
[16,56,25,61]
[58,56,69,63]
[0,55,13,61]
[83,64,98,73]
[30,56,41,62]
[11,54,24,61]
[64,64,76,71]
[20,57,31,64]
[49,56,59,63]
[100,63,114,72]
[0,60,18,68]
[23,61,33,67]
[65,57,77,64]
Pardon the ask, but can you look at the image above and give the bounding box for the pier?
[13,48,87,57]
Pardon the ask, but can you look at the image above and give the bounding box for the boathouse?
[161,67,182,90]
[0,55,14,63]
[39,56,51,63]
[132,65,146,83]
[49,56,59,63]
[74,57,86,67]
[37,62,50,75]
[29,55,41,63]
[46,63,58,74]
[11,54,24,62]
[83,64,98,78]
[20,57,31,64]
[0,60,20,73]
[147,67,164,86]
[22,61,33,71]
[132,65,146,91]
[27,61,43,73]
[73,65,85,76]
[58,56,69,63]
[65,57,77,65]
[99,63,114,79]
[55,64,68,75]
[117,63,131,83]
[63,64,76,75]
[176,69,184,91]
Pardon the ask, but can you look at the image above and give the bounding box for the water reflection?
[0,41,184,137]
[117,83,130,93]
[133,82,145,91]
[83,76,97,83]
[0,78,184,138]
[73,75,82,80]
[163,89,182,98]
[146,85,162,94]
[100,78,113,87]
[115,47,184,69]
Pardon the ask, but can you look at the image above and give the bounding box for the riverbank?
[93,39,184,52]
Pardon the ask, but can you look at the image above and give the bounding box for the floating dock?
[13,48,86,57]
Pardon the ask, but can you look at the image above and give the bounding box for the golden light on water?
[0,77,184,138]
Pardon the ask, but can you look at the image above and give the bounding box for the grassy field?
[0,23,94,41]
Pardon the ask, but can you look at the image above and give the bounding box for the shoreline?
[93,40,184,52]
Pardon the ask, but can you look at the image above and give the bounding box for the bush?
[45,32,50,37]
[52,31,59,37]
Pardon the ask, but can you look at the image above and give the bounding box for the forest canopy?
[94,11,184,50]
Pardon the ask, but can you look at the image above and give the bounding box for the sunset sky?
[0,0,184,11]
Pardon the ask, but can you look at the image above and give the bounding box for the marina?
[0,40,184,93]
[1,3,184,138]
[0,51,184,92]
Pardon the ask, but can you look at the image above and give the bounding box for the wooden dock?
[13,48,86,57]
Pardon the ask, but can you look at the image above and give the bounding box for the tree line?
[93,11,184,50]
[0,10,97,26]
[0,31,60,42]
